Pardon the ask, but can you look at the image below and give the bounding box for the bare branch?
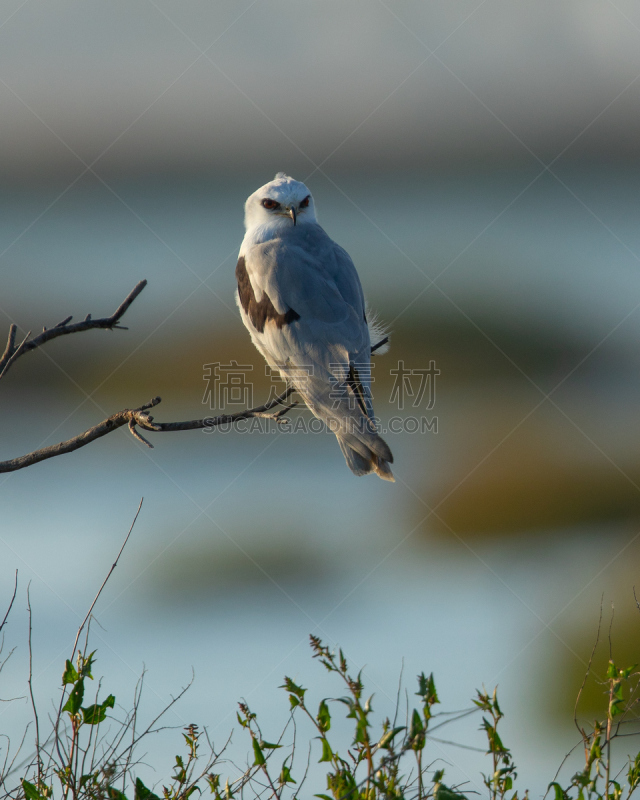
[0,330,30,381]
[26,586,42,787]
[141,386,297,432]
[0,280,147,381]
[0,571,17,635]
[0,390,297,473]
[1,280,388,473]
[1,325,16,363]
[0,397,161,473]
[371,336,389,354]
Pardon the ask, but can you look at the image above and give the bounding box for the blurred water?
[2,166,640,336]
[1,167,640,795]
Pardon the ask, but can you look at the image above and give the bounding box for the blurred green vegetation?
[8,308,638,539]
[141,528,328,599]
[426,422,640,536]
[7,309,588,398]
[548,596,640,724]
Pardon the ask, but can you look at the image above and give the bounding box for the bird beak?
[288,206,297,226]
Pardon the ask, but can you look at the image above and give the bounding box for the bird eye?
[262,198,280,210]
[300,195,310,209]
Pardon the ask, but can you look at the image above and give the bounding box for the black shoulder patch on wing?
[236,256,300,334]
[347,363,369,417]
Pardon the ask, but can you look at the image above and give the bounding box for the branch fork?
[0,279,385,473]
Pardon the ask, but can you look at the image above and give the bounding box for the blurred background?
[1,0,640,794]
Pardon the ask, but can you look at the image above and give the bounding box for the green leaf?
[314,795,333,800]
[434,784,468,800]
[492,688,503,717]
[134,778,161,800]
[335,696,354,713]
[252,738,265,766]
[62,679,84,715]
[409,708,424,739]
[548,782,566,800]
[278,764,296,785]
[280,678,305,700]
[62,660,79,685]
[106,787,129,800]
[82,694,115,725]
[628,750,640,788]
[80,651,96,680]
[354,715,369,745]
[317,700,331,733]
[417,672,438,702]
[317,737,333,763]
[260,740,281,750]
[22,781,45,800]
[378,726,405,750]
[607,660,618,679]
[339,649,347,673]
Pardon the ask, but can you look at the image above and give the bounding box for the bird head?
[244,173,317,232]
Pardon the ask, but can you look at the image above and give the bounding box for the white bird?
[235,173,394,481]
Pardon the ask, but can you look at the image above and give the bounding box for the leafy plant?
[2,531,640,800]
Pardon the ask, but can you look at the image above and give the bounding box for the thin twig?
[0,572,17,635]
[371,336,389,354]
[606,603,615,797]
[427,707,479,734]
[0,281,147,381]
[0,723,31,792]
[51,501,143,773]
[391,659,404,731]
[1,325,16,364]
[71,498,143,660]
[119,672,196,761]
[426,736,486,753]
[0,331,30,381]
[574,600,603,736]
[26,585,42,787]
[608,601,615,661]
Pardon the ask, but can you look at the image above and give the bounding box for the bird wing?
[239,224,392,476]
[242,224,371,370]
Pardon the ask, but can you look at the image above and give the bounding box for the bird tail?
[280,362,394,482]
[307,382,395,482]
[337,435,395,481]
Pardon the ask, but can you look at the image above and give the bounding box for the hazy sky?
[1,0,639,178]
